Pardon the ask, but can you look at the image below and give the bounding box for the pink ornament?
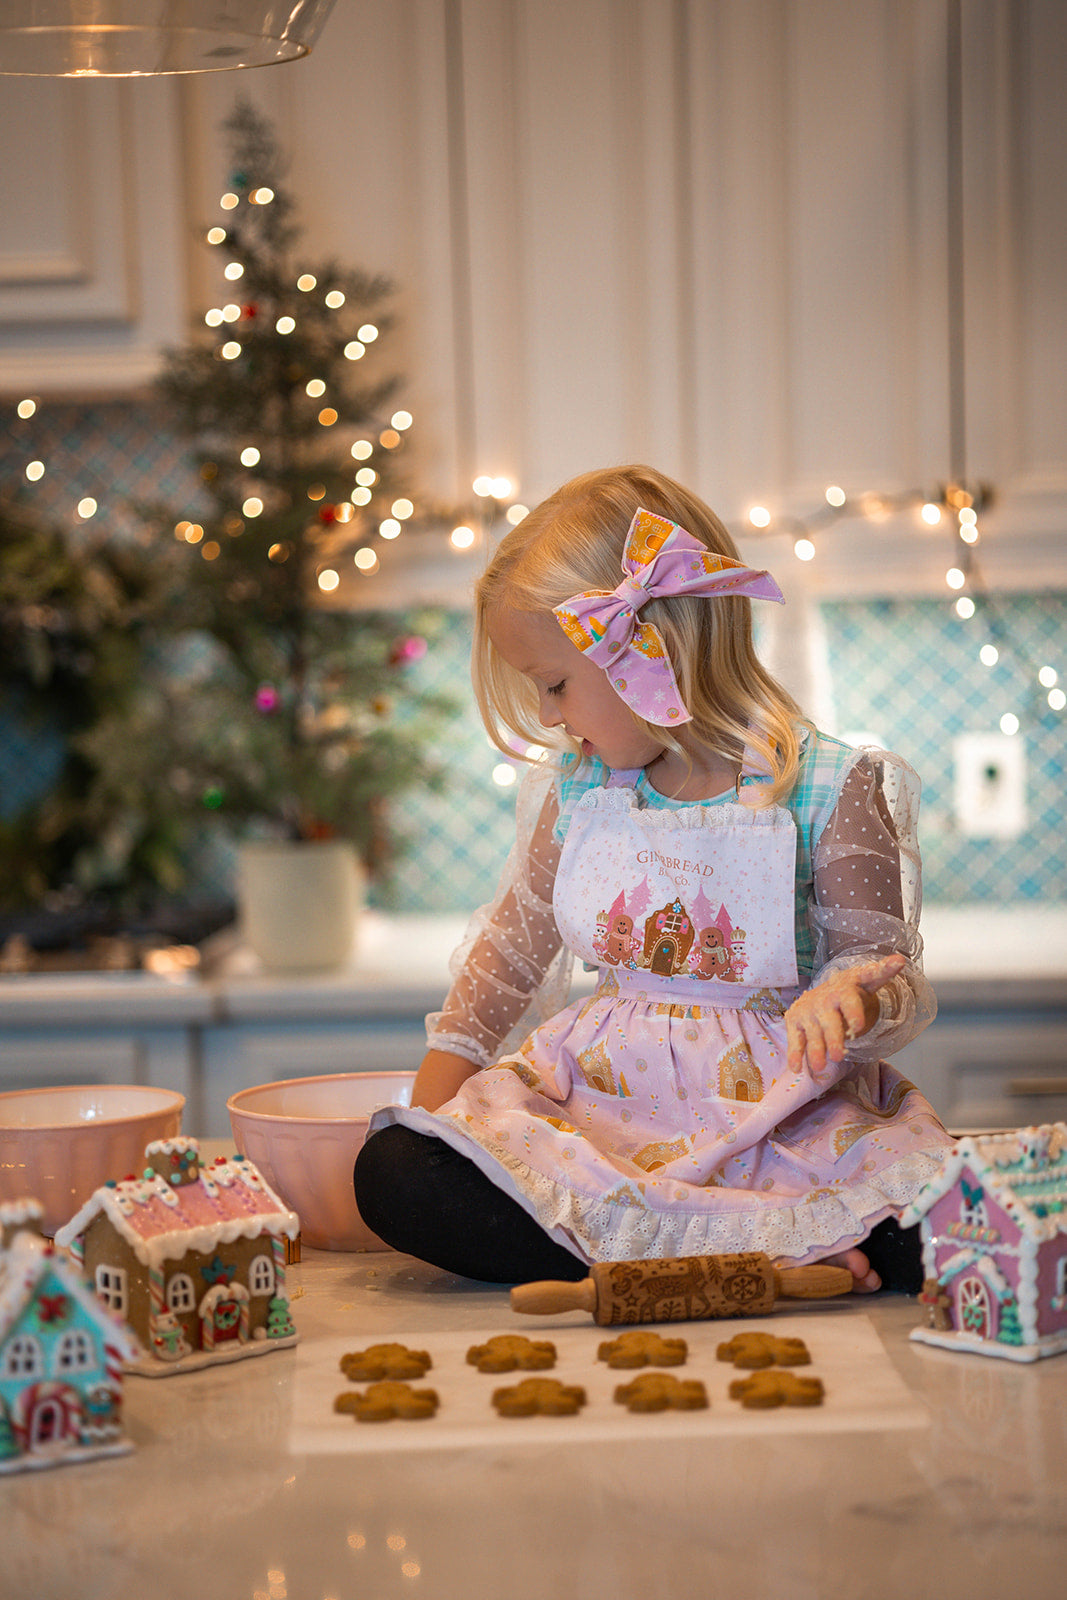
[390,635,428,665]
[255,684,280,713]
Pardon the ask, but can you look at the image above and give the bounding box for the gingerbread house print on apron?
[559,781,798,1000]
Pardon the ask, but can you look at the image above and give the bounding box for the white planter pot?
[236,840,363,973]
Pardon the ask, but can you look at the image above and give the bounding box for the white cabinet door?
[0,78,187,393]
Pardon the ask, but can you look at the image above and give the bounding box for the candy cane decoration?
[271,1234,286,1295]
[148,1262,166,1351]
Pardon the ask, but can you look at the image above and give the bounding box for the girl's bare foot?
[823,1247,881,1293]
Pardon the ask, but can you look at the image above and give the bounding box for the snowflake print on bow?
[554,508,783,724]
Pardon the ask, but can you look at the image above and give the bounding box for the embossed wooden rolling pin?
[510,1252,852,1325]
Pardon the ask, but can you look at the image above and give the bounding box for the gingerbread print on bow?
[553,509,783,725]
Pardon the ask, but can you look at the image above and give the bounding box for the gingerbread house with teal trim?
[1,1201,140,1474]
[901,1122,1067,1363]
[54,1137,299,1377]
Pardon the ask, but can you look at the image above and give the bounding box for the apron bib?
[554,783,800,999]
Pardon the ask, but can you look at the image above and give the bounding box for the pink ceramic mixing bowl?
[0,1083,185,1235]
[227,1070,415,1251]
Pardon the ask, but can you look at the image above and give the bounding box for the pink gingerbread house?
[55,1137,300,1377]
[901,1122,1067,1362]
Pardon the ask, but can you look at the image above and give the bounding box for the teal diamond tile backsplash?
[822,595,1066,905]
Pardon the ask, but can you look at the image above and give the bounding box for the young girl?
[355,465,951,1292]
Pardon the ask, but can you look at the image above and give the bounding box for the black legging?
[353,1123,924,1291]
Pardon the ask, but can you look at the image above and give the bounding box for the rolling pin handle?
[773,1263,854,1299]
[510,1278,598,1317]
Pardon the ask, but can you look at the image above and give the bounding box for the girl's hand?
[785,953,906,1077]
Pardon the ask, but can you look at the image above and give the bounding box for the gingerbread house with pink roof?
[901,1122,1067,1362]
[55,1137,299,1377]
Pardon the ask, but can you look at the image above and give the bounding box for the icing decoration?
[55,1138,298,1275]
[203,1254,236,1287]
[554,508,783,724]
[34,1293,70,1328]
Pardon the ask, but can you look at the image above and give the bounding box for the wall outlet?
[953,732,1027,839]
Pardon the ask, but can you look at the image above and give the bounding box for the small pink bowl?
[0,1083,185,1235]
[227,1071,415,1251]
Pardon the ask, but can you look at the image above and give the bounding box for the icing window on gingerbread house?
[166,1273,196,1314]
[960,1178,987,1231]
[3,1334,43,1379]
[249,1254,275,1296]
[54,1329,96,1374]
[1054,1256,1067,1314]
[94,1263,128,1317]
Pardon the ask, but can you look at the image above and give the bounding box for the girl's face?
[487,606,665,771]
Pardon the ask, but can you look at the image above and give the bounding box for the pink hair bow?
[553,508,783,724]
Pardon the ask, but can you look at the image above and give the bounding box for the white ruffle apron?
[379,780,947,1267]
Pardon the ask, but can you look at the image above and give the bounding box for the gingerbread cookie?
[597,1330,688,1368]
[334,1380,439,1421]
[613,1373,709,1413]
[491,1378,587,1417]
[728,1372,825,1409]
[716,1332,811,1369]
[339,1342,432,1381]
[466,1334,557,1373]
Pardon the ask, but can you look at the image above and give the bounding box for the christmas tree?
[85,102,457,888]
[265,1295,297,1339]
[0,103,457,930]
[0,501,177,914]
[0,1401,17,1460]
[997,1294,1023,1346]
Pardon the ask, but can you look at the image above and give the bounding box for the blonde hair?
[473,464,811,805]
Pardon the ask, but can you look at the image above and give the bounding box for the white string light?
[13,385,1059,736]
[736,480,1060,732]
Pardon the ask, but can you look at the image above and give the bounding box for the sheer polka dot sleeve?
[809,749,936,1057]
[425,759,571,1068]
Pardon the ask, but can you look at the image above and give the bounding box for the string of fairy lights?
[12,178,531,595]
[10,393,1063,740]
[13,385,527,576]
[738,483,1064,736]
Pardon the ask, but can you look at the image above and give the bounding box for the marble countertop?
[4,1237,1065,1600]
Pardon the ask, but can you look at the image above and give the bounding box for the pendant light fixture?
[0,1,337,76]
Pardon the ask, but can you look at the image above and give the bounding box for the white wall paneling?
[960,0,1067,516]
[0,0,1063,596]
[0,76,187,393]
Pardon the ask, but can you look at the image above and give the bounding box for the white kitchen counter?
[2,1239,1064,1600]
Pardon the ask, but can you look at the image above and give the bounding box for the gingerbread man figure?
[603,913,635,965]
[692,925,733,979]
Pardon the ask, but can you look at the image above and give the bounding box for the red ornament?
[318,505,337,524]
[241,303,259,319]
